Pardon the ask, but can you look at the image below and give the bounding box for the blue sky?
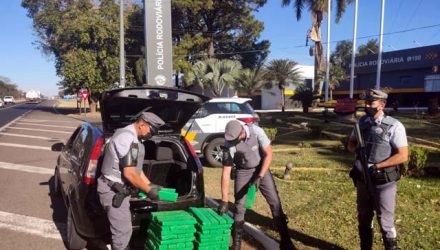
[1,0,440,96]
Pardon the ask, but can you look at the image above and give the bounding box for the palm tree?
[281,0,354,92]
[234,67,268,97]
[291,84,315,113]
[185,59,242,96]
[329,65,346,99]
[358,39,379,56]
[265,59,302,112]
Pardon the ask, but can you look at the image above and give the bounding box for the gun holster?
[110,182,131,208]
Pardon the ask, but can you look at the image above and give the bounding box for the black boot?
[230,220,244,250]
[359,226,373,250]
[274,214,295,250]
[384,238,400,250]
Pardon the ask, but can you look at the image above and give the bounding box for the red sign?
[335,98,357,114]
[80,91,89,100]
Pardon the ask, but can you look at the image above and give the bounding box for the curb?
[205,197,280,250]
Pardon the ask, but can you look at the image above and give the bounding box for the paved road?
[0,100,81,250]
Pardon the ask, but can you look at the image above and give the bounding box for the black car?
[52,87,209,249]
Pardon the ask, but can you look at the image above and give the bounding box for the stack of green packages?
[138,188,178,202]
[144,210,197,250]
[189,207,234,250]
[244,184,257,209]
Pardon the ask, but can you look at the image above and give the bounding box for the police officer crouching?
[348,89,408,250]
[98,112,165,250]
[217,120,294,250]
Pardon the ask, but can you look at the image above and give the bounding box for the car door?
[59,127,81,195]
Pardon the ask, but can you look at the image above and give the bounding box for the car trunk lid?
[100,87,209,133]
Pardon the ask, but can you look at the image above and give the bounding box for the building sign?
[145,0,173,87]
[348,44,440,74]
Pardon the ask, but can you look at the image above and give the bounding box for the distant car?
[3,96,15,104]
[182,97,259,168]
[51,86,209,249]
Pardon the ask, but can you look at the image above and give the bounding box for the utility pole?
[375,0,385,90]
[119,0,126,88]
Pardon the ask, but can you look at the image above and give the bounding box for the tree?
[234,66,268,96]
[171,0,270,78]
[0,77,22,98]
[328,65,346,99]
[265,59,302,112]
[22,0,133,112]
[330,40,353,68]
[291,84,315,113]
[185,59,242,97]
[358,39,379,56]
[281,0,354,93]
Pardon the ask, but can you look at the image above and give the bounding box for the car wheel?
[66,207,87,250]
[204,138,225,168]
[52,168,62,197]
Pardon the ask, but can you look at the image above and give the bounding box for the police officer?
[348,89,408,250]
[97,112,165,250]
[217,120,294,250]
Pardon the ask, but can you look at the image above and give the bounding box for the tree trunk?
[330,89,333,100]
[427,93,439,116]
[89,99,98,113]
[281,87,285,112]
[302,104,309,113]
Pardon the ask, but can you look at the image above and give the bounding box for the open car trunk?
[129,136,204,228]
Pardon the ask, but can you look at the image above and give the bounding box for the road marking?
[20,118,77,124]
[0,132,63,141]
[6,127,72,134]
[0,211,65,241]
[15,122,77,129]
[0,142,51,151]
[0,162,54,175]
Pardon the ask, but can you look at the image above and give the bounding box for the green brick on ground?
[189,207,234,226]
[150,210,197,226]
[147,229,195,242]
[145,238,194,250]
[195,232,230,242]
[244,184,257,209]
[149,222,196,236]
[193,239,229,250]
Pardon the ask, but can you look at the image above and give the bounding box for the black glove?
[251,175,263,189]
[147,184,162,201]
[217,201,228,215]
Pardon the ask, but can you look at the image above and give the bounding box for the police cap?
[225,120,243,141]
[140,112,165,135]
[366,89,388,101]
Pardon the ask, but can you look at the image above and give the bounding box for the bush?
[308,124,323,138]
[404,146,429,177]
[298,142,312,148]
[263,127,278,141]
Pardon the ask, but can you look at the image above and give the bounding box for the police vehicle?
[182,97,259,168]
[51,87,209,249]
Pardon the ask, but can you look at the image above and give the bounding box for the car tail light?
[237,117,258,124]
[185,138,203,173]
[84,136,103,184]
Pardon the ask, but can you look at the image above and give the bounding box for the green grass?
[204,111,440,249]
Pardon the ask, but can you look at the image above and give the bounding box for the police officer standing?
[97,112,165,250]
[217,120,294,250]
[348,89,408,250]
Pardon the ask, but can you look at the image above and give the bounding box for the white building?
[261,65,314,110]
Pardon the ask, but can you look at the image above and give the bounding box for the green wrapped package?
[138,188,178,202]
[244,184,257,209]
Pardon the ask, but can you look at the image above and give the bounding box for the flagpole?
[375,0,386,90]
[325,0,331,102]
[349,0,358,99]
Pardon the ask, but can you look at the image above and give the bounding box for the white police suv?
[182,97,259,167]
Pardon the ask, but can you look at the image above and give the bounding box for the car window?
[64,128,81,151]
[71,127,93,165]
